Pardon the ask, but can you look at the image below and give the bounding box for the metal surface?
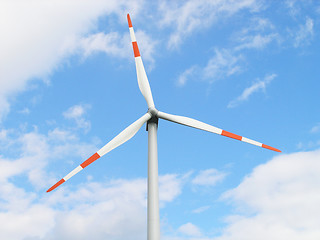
[147,116,160,240]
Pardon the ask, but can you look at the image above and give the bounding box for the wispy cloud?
[192,205,210,214]
[285,0,301,17]
[177,49,243,86]
[228,73,277,108]
[159,0,260,49]
[78,30,157,65]
[192,168,227,186]
[296,123,320,150]
[78,32,130,58]
[311,123,320,134]
[296,140,320,151]
[177,66,197,87]
[235,33,279,50]
[176,16,280,88]
[293,17,314,48]
[234,17,280,51]
[63,104,91,132]
[63,104,88,119]
[203,49,243,81]
[18,108,30,115]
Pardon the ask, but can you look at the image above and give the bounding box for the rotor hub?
[148,107,158,117]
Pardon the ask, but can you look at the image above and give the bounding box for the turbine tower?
[47,14,281,240]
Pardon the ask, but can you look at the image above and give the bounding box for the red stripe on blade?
[221,130,242,141]
[47,179,65,192]
[80,152,100,169]
[132,42,140,57]
[262,144,281,152]
[127,14,133,28]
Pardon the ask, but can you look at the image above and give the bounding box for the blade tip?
[46,179,65,193]
[46,187,54,193]
[262,144,281,153]
[127,13,132,28]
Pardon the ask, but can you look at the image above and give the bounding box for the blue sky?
[1,0,320,239]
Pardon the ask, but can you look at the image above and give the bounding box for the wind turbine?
[47,14,281,240]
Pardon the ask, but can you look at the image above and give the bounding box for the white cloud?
[228,73,277,108]
[235,33,279,50]
[234,17,279,51]
[177,49,243,86]
[310,123,320,134]
[192,168,227,186]
[285,0,301,17]
[78,29,157,65]
[0,129,8,141]
[0,112,190,240]
[176,17,280,88]
[162,149,320,240]
[44,174,187,240]
[177,66,197,87]
[159,0,260,49]
[159,173,190,203]
[0,173,186,240]
[3,119,320,240]
[249,18,275,31]
[216,149,320,240]
[0,178,148,240]
[293,17,314,48]
[0,0,145,121]
[79,32,130,58]
[178,222,202,237]
[0,126,98,190]
[63,104,91,131]
[0,204,55,240]
[204,49,243,81]
[133,30,158,66]
[48,128,78,142]
[192,205,210,214]
[296,140,320,151]
[0,122,188,240]
[63,104,88,119]
[18,108,30,115]
[46,179,148,240]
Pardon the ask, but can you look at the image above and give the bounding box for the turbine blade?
[157,111,281,152]
[47,112,152,192]
[127,13,155,108]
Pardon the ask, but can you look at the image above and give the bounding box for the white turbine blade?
[127,13,155,108]
[47,112,152,192]
[157,111,281,152]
